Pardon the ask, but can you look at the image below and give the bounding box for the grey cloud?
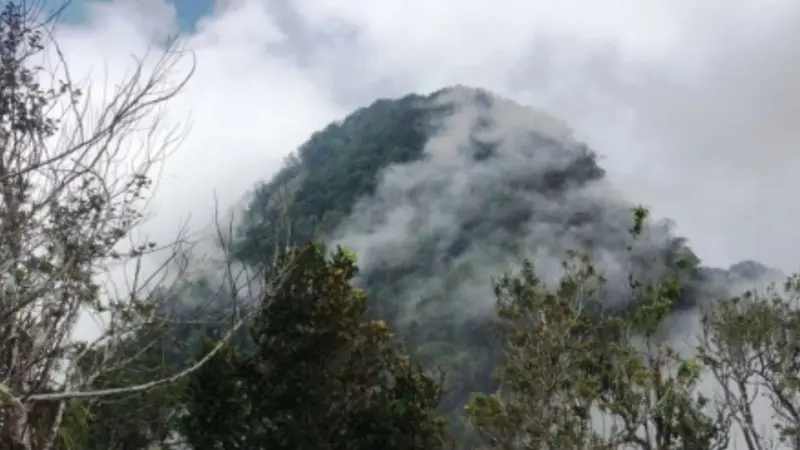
[292,0,800,273]
[330,87,700,322]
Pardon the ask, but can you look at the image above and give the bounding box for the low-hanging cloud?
[329,86,736,322]
[50,0,800,309]
[288,0,800,272]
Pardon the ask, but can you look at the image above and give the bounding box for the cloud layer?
[330,87,690,321]
[48,0,800,276]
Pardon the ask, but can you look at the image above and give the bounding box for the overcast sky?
[49,0,800,273]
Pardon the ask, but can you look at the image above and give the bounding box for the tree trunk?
[2,405,31,450]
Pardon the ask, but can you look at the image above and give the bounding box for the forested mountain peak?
[236,85,775,322]
[215,86,782,441]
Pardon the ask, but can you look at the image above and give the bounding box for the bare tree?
[0,2,291,449]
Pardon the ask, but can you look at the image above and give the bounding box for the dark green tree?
[181,243,451,450]
[54,276,260,450]
[52,324,189,450]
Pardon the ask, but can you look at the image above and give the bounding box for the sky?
[52,0,214,29]
[46,0,800,276]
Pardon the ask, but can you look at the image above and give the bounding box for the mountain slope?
[236,86,761,314]
[232,85,779,440]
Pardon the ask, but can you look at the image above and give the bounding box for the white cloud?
[48,0,796,327]
[293,0,800,272]
[54,0,343,246]
[44,0,797,309]
[48,0,800,274]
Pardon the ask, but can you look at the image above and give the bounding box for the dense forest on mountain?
[227,85,775,433]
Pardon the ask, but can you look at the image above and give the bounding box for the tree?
[0,2,283,449]
[181,243,452,450]
[50,319,191,450]
[697,275,800,450]
[466,208,730,450]
[48,274,266,450]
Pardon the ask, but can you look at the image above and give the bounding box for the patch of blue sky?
[41,0,214,31]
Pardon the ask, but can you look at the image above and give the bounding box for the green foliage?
[697,276,800,449]
[181,243,451,450]
[179,342,245,450]
[55,323,190,450]
[466,211,730,450]
[236,94,433,265]
[56,280,245,450]
[53,211,800,450]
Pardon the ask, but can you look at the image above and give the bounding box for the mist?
[52,0,800,333]
[295,0,800,274]
[330,86,769,323]
[321,83,791,449]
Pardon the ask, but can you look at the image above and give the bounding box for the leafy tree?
[181,243,451,450]
[53,274,265,450]
[697,276,800,450]
[466,209,730,450]
[52,322,190,450]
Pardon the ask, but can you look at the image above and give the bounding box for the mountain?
[236,85,778,313]
[229,85,781,439]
